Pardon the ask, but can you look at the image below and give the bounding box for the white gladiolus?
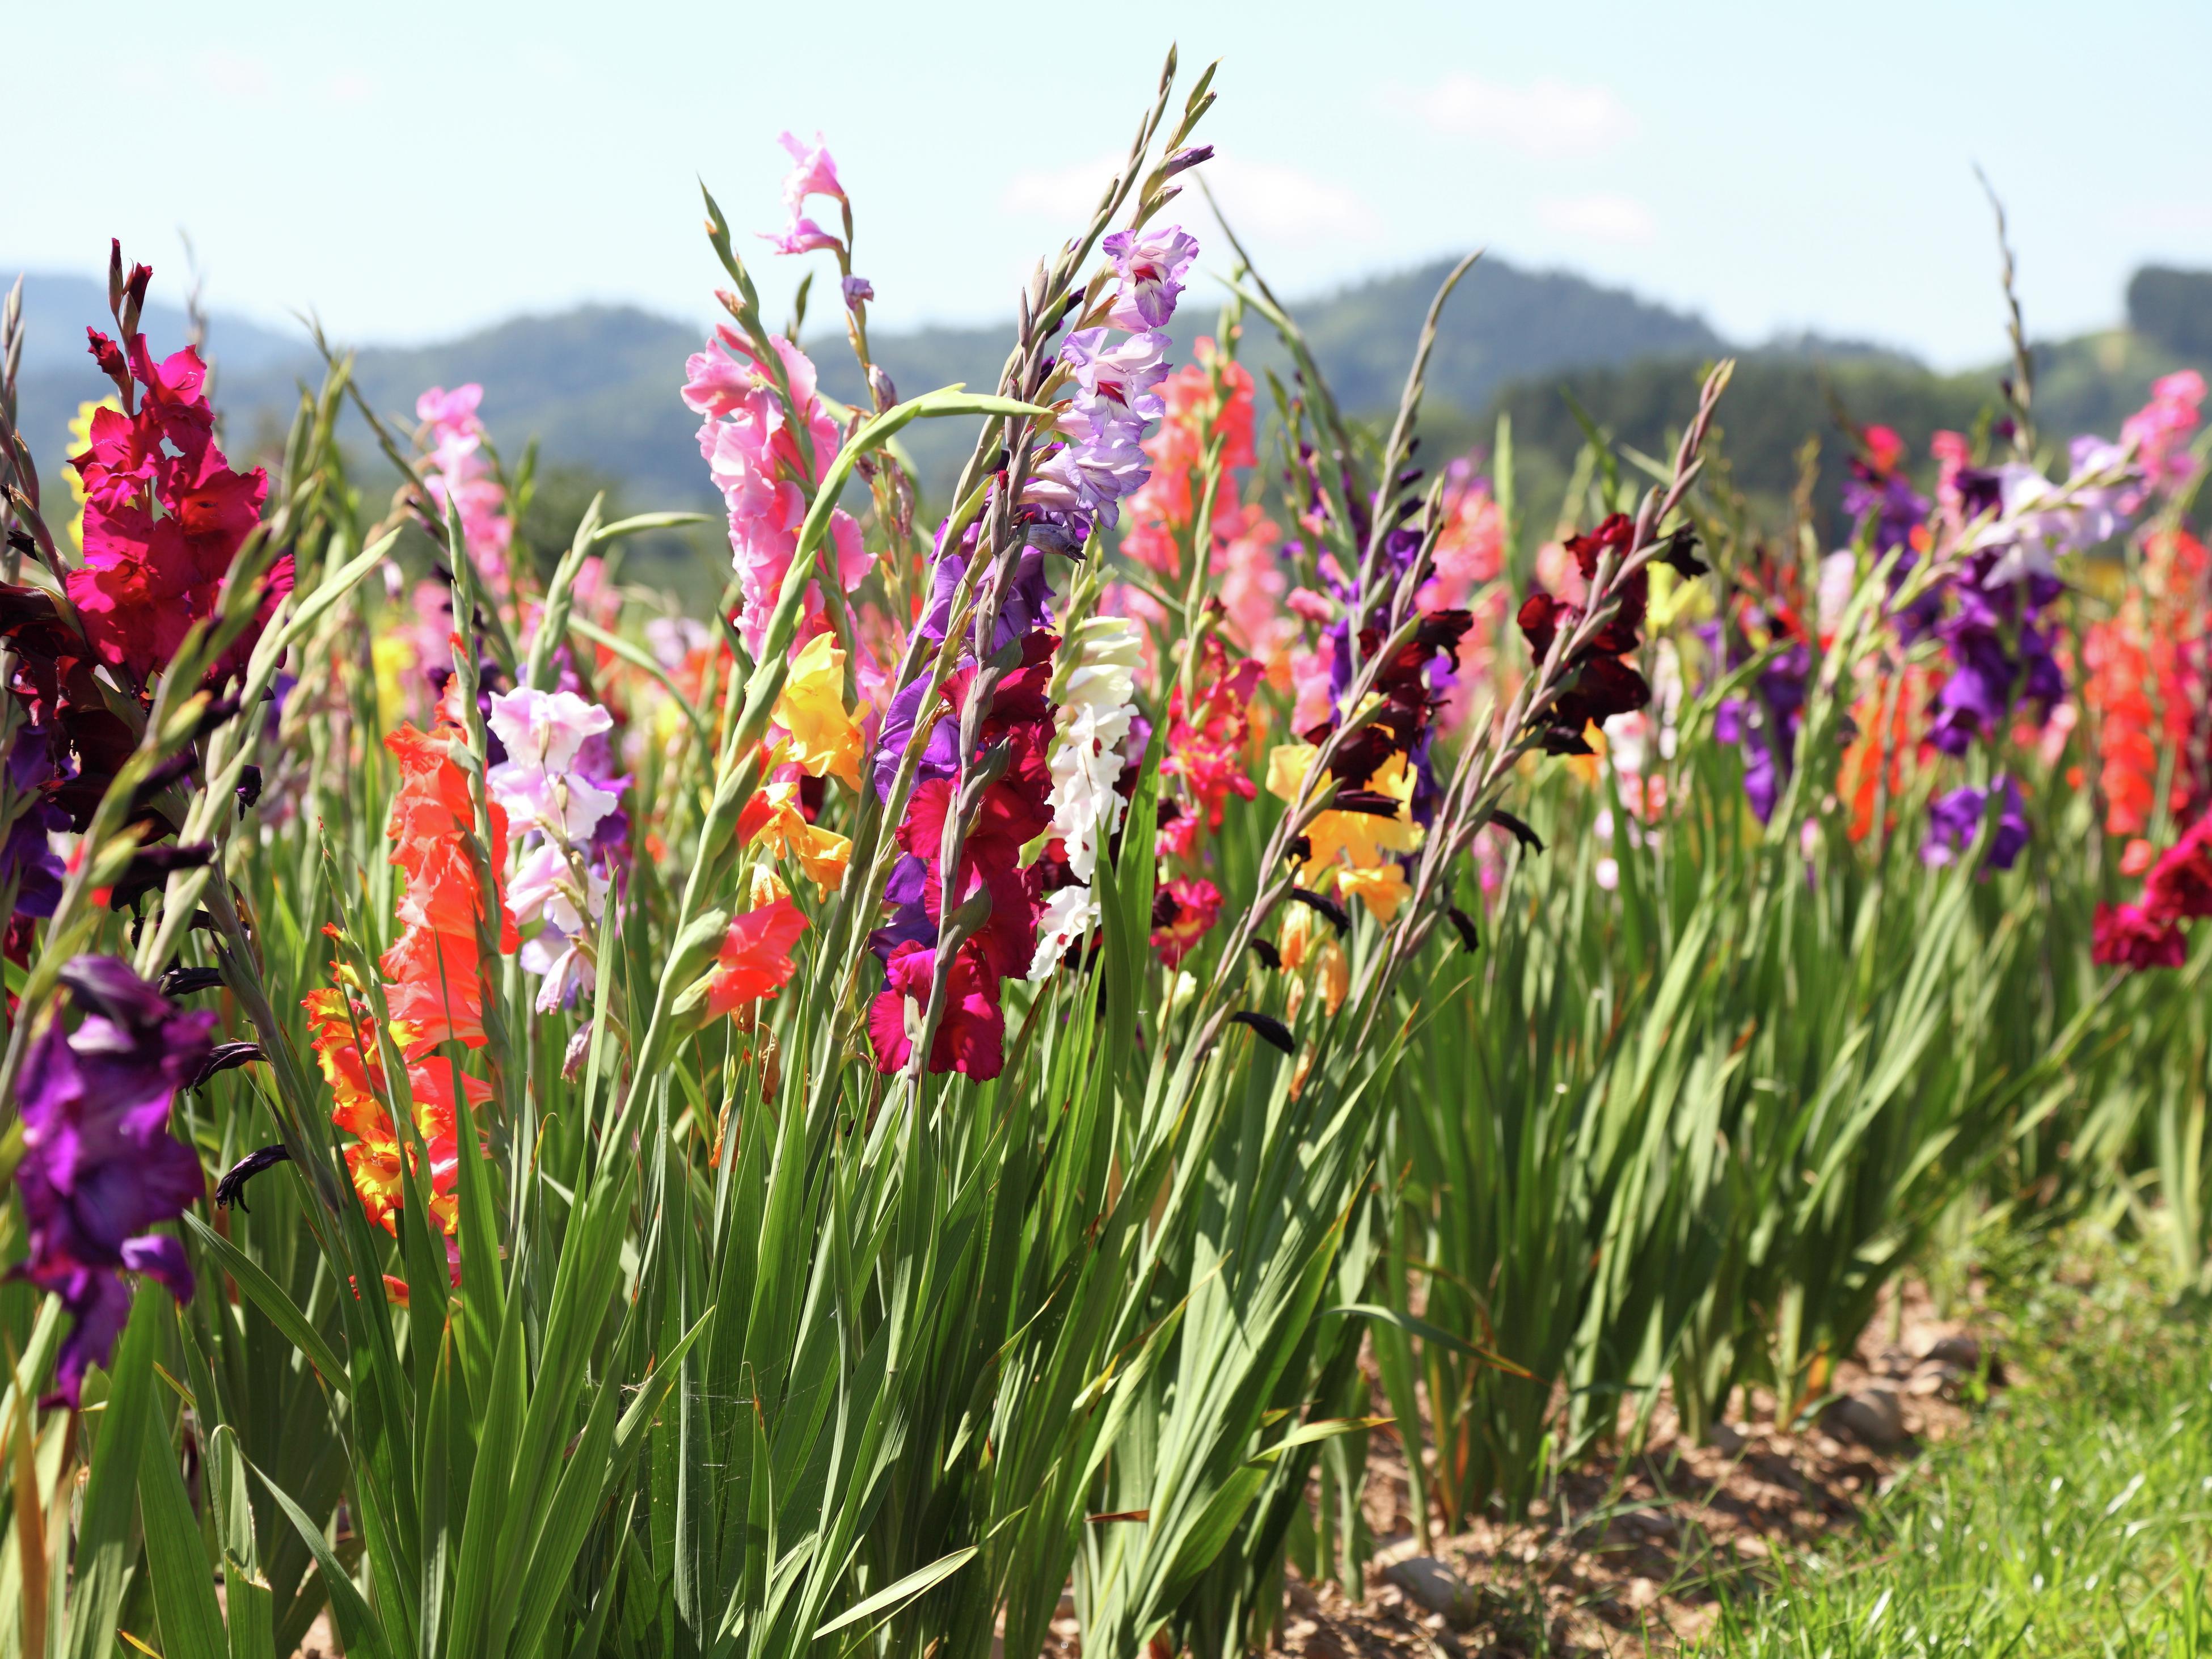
[1028,618,1143,980]
[486,687,625,1012]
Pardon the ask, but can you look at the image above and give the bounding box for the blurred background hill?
[12,257,2212,567]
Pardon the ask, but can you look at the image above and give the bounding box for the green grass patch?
[1700,1234,2212,1656]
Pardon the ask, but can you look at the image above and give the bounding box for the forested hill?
[8,254,1724,507]
[11,258,2212,550]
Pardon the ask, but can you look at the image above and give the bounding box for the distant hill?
[804,257,1726,503]
[1474,299,2212,554]
[8,254,1726,512]
[11,254,2211,565]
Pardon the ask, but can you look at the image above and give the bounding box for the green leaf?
[136,1403,225,1659]
[64,1282,162,1659]
[811,1546,979,1641]
[184,1217,349,1396]
[1323,1304,1534,1378]
[254,1457,394,1659]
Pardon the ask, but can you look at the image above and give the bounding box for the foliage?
[0,50,2205,1659]
[1699,1232,2212,1657]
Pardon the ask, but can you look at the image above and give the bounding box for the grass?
[1699,1231,2212,1656]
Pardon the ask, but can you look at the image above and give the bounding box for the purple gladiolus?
[1922,775,2028,871]
[1059,328,1171,424]
[1101,226,1199,330]
[15,957,213,1405]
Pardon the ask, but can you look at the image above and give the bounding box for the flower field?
[0,52,2209,1659]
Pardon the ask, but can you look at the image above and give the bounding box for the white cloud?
[999,152,1378,248]
[999,154,1121,221]
[2113,201,2212,238]
[199,50,274,101]
[1411,72,1635,158]
[1538,193,1657,245]
[1205,156,1380,246]
[328,73,374,106]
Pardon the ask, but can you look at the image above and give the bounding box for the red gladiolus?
[2145,816,2212,923]
[2091,901,2187,970]
[1151,877,1222,968]
[378,694,516,1058]
[1162,633,1263,839]
[1517,514,1653,752]
[304,987,488,1240]
[706,898,808,1017]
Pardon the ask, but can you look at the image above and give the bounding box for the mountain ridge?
[9,253,1733,506]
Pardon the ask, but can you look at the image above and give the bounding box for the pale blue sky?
[9,0,2209,367]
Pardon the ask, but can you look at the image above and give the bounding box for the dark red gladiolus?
[2091,901,2187,970]
[1518,515,1657,752]
[2144,818,2212,922]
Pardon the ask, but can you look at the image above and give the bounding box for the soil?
[1259,1277,1996,1658]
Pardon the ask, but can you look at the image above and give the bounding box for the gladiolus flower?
[706,898,807,1018]
[64,328,285,683]
[1336,861,1411,924]
[684,327,868,656]
[773,632,868,790]
[1150,877,1222,968]
[2092,902,2186,970]
[2145,816,2212,922]
[15,958,212,1406]
[1920,775,2028,872]
[867,942,1004,1080]
[748,780,852,890]
[1102,226,1200,330]
[776,130,845,212]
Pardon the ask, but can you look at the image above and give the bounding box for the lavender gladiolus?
[15,957,214,1405]
[1101,226,1199,330]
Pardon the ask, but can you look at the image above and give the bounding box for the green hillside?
[11,254,1723,516]
[12,260,2210,573]
[1468,269,2212,553]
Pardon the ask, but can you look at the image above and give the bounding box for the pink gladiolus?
[777,130,845,213]
[761,216,843,257]
[2121,370,2205,500]
[1289,640,1336,735]
[685,328,871,655]
[415,383,514,595]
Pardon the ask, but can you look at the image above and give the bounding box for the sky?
[7,0,2211,369]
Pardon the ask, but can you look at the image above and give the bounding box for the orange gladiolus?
[305,692,512,1249]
